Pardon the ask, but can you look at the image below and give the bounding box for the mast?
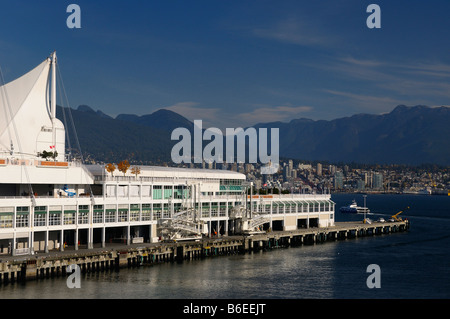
[51,51,57,149]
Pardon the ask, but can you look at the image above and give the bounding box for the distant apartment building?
[298,163,312,170]
[334,171,344,189]
[317,163,322,176]
[373,172,383,190]
[356,179,365,191]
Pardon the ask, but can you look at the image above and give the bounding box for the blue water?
[1,194,449,299]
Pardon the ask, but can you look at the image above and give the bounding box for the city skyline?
[0,1,449,130]
[162,155,450,196]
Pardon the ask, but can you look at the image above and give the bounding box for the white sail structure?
[0,52,65,161]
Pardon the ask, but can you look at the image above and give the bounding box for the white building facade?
[0,53,335,256]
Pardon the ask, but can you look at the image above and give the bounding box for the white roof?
[0,55,65,160]
[86,164,246,180]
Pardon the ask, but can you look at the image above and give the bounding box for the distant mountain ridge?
[253,105,450,166]
[56,105,175,164]
[56,105,450,166]
[116,109,194,132]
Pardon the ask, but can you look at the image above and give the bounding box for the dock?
[0,220,409,284]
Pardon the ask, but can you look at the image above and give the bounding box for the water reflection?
[0,244,338,299]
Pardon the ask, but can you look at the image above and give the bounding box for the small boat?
[340,199,370,214]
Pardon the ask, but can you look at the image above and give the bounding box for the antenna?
[51,51,57,151]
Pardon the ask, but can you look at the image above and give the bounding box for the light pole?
[363,194,367,222]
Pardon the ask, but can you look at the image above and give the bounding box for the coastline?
[0,220,409,285]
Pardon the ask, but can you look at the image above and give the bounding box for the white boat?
[340,199,370,214]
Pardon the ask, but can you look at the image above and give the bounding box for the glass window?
[153,186,162,199]
[34,213,46,227]
[49,212,61,226]
[164,186,173,199]
[35,206,46,212]
[141,210,151,221]
[93,211,103,223]
[153,204,161,220]
[78,212,89,224]
[105,210,116,223]
[130,210,139,221]
[163,204,170,218]
[202,203,210,218]
[64,212,75,225]
[118,210,128,222]
[16,213,29,228]
[0,214,13,228]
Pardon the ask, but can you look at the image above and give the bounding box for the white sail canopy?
[0,54,65,161]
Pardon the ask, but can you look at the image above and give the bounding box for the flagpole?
[51,52,57,160]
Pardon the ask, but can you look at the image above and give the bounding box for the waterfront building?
[0,53,335,256]
[356,179,365,191]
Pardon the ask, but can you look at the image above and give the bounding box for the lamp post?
[363,194,367,222]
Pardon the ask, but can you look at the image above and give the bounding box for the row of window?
[257,201,333,214]
[0,210,153,228]
[106,183,243,199]
[0,201,333,228]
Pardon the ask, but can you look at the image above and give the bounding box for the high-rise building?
[373,172,383,189]
[356,179,365,191]
[298,163,312,170]
[334,171,344,189]
[317,163,322,176]
[329,165,336,175]
[292,169,297,179]
[283,165,291,181]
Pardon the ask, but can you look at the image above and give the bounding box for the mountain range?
[56,104,450,166]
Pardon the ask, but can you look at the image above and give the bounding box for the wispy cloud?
[162,102,313,129]
[313,55,450,86]
[323,89,405,114]
[398,62,450,78]
[307,55,450,113]
[164,102,223,128]
[238,104,313,125]
[249,14,338,49]
[252,18,331,47]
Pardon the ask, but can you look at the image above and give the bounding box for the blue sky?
[1,0,450,129]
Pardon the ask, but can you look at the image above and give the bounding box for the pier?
[0,221,409,284]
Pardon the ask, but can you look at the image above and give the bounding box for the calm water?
[1,194,449,299]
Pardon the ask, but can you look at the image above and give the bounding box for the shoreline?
[0,220,409,285]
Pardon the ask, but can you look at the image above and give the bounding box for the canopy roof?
[0,54,65,160]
